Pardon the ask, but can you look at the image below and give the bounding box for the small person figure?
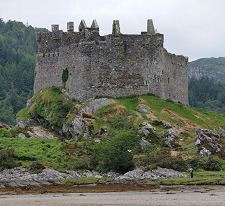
[190,168,194,178]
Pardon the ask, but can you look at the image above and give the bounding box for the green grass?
[113,94,225,130]
[16,107,31,120]
[152,171,225,185]
[0,137,71,171]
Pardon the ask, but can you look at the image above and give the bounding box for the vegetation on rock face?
[29,87,74,128]
[62,68,69,84]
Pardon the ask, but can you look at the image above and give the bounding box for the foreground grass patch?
[0,137,70,170]
[62,177,114,185]
[152,171,225,185]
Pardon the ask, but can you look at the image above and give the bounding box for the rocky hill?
[0,86,225,189]
[189,57,225,82]
[7,87,225,170]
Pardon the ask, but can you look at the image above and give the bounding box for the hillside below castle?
[34,19,188,105]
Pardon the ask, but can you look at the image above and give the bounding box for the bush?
[0,128,12,138]
[0,148,17,170]
[108,115,133,130]
[204,158,222,171]
[29,161,45,173]
[92,130,141,173]
[73,159,89,170]
[136,148,188,172]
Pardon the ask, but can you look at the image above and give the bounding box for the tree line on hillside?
[0,19,47,125]
[189,76,225,114]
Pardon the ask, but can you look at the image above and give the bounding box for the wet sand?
[0,185,225,206]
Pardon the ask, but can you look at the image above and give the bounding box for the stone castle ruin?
[34,19,188,105]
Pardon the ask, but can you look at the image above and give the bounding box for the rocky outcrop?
[0,167,118,188]
[195,128,224,155]
[113,168,186,183]
[0,167,186,188]
[0,121,11,129]
[137,104,152,114]
[165,128,181,148]
[140,122,155,136]
[62,98,113,139]
[79,98,113,114]
[16,118,37,128]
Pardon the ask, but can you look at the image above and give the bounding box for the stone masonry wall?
[34,21,188,105]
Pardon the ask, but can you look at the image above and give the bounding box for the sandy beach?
[0,185,225,206]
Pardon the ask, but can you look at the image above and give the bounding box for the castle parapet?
[51,24,59,32]
[67,22,74,32]
[36,19,164,54]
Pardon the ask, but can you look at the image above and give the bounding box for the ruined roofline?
[47,19,157,35]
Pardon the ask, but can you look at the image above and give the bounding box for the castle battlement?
[36,19,164,54]
[34,19,188,105]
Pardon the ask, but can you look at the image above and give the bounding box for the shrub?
[73,159,89,170]
[204,158,222,171]
[108,115,133,130]
[136,148,188,172]
[0,148,17,170]
[29,161,45,173]
[0,128,12,138]
[92,130,141,173]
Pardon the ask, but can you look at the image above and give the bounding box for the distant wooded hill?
[189,57,225,82]
[0,19,47,125]
[188,58,225,114]
[0,19,224,125]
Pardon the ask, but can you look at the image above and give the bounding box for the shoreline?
[1,185,225,206]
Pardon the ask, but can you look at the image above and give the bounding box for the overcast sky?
[1,0,225,61]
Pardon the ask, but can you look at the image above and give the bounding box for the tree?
[92,130,141,173]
